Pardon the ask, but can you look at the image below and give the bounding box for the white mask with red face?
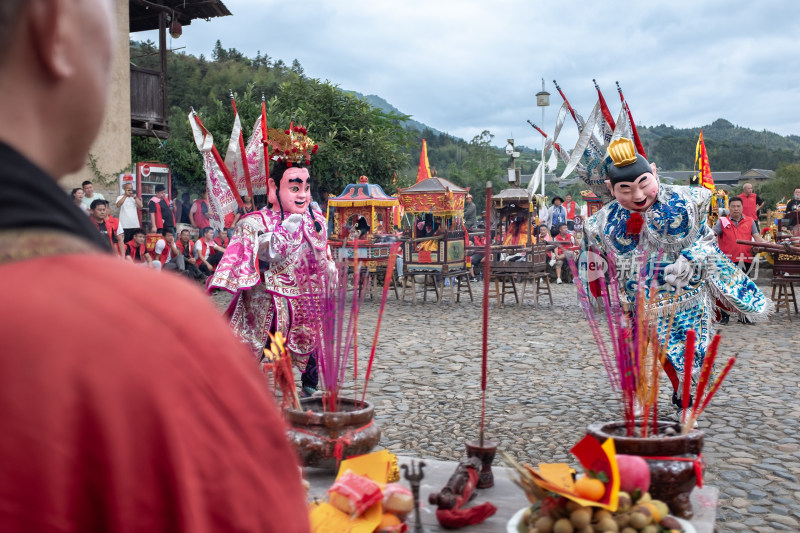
[606,163,660,212]
[271,167,311,215]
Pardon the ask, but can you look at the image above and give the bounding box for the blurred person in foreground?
[0,1,309,532]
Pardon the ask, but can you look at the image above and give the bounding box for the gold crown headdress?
[607,138,637,168]
[267,125,318,166]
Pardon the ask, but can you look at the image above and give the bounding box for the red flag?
[695,130,714,190]
[616,82,646,158]
[261,95,269,182]
[594,79,615,130]
[416,139,431,183]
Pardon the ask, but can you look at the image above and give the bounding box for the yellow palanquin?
[328,175,400,272]
[398,177,468,273]
[493,187,546,246]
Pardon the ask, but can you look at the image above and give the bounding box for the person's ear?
[605,180,615,197]
[650,163,658,179]
[29,0,75,79]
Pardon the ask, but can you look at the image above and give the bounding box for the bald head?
[0,0,114,179]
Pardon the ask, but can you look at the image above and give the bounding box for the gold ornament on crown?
[607,138,638,168]
[266,125,318,165]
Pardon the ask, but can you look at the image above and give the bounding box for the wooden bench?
[519,244,553,308]
[400,270,440,305]
[437,269,474,305]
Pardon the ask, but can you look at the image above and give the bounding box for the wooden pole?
[158,11,168,132]
[480,181,493,447]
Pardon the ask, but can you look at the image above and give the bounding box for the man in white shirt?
[153,228,189,276]
[194,227,225,276]
[115,183,142,243]
[80,180,104,210]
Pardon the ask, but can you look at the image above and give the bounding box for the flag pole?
[261,94,270,195]
[230,90,254,199]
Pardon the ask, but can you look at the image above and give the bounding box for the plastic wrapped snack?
[328,471,383,518]
[382,483,414,518]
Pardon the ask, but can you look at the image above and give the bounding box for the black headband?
[605,154,653,184]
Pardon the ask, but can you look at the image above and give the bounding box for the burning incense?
[480,181,492,447]
[315,254,368,412]
[360,243,401,407]
[263,332,301,410]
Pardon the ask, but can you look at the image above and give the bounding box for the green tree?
[751,164,800,212]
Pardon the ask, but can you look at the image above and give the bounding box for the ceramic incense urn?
[587,421,704,518]
[284,397,381,470]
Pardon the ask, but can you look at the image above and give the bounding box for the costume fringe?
[707,276,775,324]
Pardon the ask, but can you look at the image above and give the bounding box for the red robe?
[0,252,310,532]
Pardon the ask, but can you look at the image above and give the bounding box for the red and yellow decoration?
[694,130,714,191]
[416,139,431,183]
[398,177,467,216]
[267,124,318,166]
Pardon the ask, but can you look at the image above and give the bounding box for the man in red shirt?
[148,184,175,235]
[190,190,212,233]
[0,2,309,531]
[712,196,765,324]
[551,223,577,284]
[89,198,118,254]
[737,182,764,225]
[564,193,578,231]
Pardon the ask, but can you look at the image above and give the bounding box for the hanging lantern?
[169,19,182,39]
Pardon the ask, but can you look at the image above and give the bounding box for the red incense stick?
[681,329,696,424]
[360,243,401,407]
[691,334,720,421]
[696,356,736,418]
[480,181,492,447]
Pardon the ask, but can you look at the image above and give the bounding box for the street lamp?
[506,138,520,186]
[535,79,550,196]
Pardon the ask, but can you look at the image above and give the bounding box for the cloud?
[137,0,800,150]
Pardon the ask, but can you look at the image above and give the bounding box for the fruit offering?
[519,490,685,533]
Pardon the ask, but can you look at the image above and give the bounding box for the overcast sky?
[136,0,800,149]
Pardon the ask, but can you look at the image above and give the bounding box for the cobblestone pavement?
[211,279,799,533]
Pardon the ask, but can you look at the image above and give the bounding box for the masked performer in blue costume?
[583,138,772,418]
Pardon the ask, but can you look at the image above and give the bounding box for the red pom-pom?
[292,147,298,153]
[626,212,644,235]
[287,161,293,167]
[284,129,290,134]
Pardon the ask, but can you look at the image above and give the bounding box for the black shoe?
[719,315,729,325]
[738,317,753,325]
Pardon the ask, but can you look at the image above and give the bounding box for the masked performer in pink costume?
[209,127,331,396]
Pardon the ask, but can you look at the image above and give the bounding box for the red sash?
[718,216,754,263]
[738,193,758,220]
[126,241,147,262]
[157,241,171,266]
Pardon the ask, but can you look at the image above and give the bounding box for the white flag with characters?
[224,109,248,197]
[188,111,238,232]
[244,116,268,196]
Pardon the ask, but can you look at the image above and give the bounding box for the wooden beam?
[131,126,170,139]
[158,10,169,133]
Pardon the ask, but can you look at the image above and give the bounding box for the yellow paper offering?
[308,450,395,533]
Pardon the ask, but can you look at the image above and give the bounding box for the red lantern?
[169,19,182,39]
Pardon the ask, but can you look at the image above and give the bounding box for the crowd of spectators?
[75,180,233,284]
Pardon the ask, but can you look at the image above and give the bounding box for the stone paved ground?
[211,280,799,533]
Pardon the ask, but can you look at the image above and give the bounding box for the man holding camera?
[115,182,142,243]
